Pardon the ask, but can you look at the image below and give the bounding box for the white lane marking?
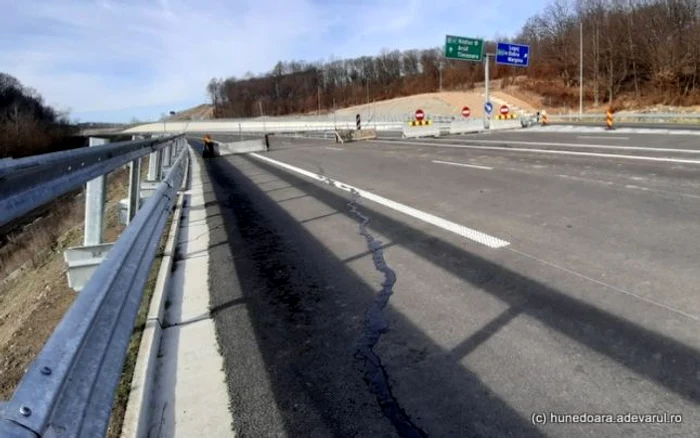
[558,174,614,185]
[577,136,629,140]
[508,248,700,322]
[326,147,344,151]
[432,160,493,170]
[559,174,700,198]
[436,138,700,154]
[250,153,510,249]
[380,140,700,165]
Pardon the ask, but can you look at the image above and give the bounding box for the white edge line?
[325,147,343,151]
[428,138,700,155]
[250,153,510,249]
[381,140,700,165]
[432,160,493,170]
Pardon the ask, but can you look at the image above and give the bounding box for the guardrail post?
[84,137,108,246]
[170,139,177,163]
[147,150,160,181]
[127,158,141,224]
[162,144,172,174]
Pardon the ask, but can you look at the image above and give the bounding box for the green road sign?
[445,35,484,62]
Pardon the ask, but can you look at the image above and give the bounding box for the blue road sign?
[485,102,493,115]
[496,42,530,67]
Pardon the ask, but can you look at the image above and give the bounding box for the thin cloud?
[0,0,545,121]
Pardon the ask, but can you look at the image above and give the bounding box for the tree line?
[207,48,488,118]
[0,73,77,159]
[521,0,700,108]
[208,0,700,117]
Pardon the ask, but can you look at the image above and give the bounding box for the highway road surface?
[190,130,700,437]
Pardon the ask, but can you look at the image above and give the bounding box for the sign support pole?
[579,22,584,115]
[484,55,491,130]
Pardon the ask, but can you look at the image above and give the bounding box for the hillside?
[1,73,76,159]
[168,104,214,121]
[335,88,538,120]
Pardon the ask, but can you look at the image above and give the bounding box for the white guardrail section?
[0,135,189,437]
[126,119,406,134]
[124,114,473,135]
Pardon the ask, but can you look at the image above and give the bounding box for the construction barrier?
[449,120,482,135]
[408,120,433,126]
[216,139,267,156]
[541,111,548,125]
[606,109,614,129]
[496,114,517,120]
[335,129,377,143]
[402,125,440,138]
[490,119,522,131]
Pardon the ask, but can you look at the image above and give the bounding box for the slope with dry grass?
[0,168,130,400]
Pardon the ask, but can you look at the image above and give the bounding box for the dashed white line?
[558,175,700,198]
[325,147,344,151]
[577,136,629,140]
[250,153,510,249]
[381,140,700,165]
[432,160,493,170]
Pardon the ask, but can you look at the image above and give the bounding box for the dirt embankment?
[0,167,131,399]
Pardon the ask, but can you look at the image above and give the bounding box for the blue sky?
[0,0,546,123]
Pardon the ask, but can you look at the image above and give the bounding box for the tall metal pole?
[259,100,265,134]
[317,85,321,116]
[366,79,370,122]
[484,55,490,130]
[580,22,584,114]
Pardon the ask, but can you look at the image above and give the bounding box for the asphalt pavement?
[190,129,700,437]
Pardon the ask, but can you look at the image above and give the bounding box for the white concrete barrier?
[216,139,266,156]
[490,120,522,131]
[402,125,441,138]
[449,120,482,135]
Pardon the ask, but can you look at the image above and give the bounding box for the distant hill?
[168,104,214,121]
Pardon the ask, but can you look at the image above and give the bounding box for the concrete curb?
[120,151,190,438]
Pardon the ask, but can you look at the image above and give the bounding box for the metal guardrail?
[0,135,183,228]
[0,137,188,437]
[548,112,700,124]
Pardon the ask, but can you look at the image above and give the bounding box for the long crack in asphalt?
[346,188,427,438]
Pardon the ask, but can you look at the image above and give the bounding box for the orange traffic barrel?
[606,109,614,130]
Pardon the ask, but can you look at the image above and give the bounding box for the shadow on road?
[199,140,700,436]
[235,153,700,409]
[201,154,547,437]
